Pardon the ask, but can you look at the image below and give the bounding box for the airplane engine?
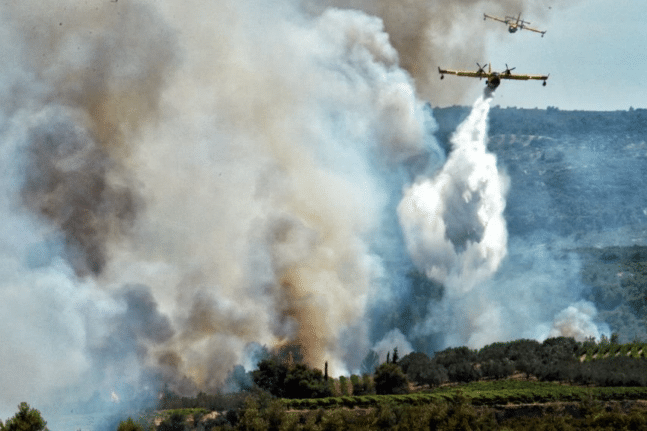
[486,75,500,89]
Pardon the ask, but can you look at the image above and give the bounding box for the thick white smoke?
[549,301,608,340]
[478,236,611,345]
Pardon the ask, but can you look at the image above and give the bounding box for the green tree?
[1,403,48,431]
[399,352,448,386]
[252,357,332,398]
[374,363,409,395]
[252,357,288,397]
[349,374,374,395]
[448,361,481,383]
[283,363,332,399]
[237,397,264,431]
[116,418,145,431]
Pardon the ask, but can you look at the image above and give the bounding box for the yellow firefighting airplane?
[438,63,549,89]
[484,13,546,37]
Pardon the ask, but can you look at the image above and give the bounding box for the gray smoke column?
[0,0,439,412]
[119,0,433,387]
[0,0,177,415]
[10,0,176,277]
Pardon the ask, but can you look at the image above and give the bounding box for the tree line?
[6,335,647,430]
[399,336,647,388]
[157,335,647,410]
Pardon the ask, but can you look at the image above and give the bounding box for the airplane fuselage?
[486,73,501,89]
[485,13,545,36]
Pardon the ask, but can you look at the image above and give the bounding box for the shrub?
[116,418,145,431]
[359,374,375,395]
[283,363,332,398]
[374,363,409,395]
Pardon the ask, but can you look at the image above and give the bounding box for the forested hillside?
[434,106,647,234]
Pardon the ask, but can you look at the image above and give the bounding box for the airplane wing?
[499,72,549,82]
[438,67,487,79]
[483,13,508,24]
[523,25,547,36]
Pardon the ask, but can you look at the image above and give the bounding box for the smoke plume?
[0,0,435,412]
[0,0,607,420]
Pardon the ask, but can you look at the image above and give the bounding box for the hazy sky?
[449,0,644,111]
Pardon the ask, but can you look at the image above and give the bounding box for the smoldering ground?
[0,0,606,419]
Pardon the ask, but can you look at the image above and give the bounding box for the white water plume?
[398,94,508,347]
[398,95,609,350]
[399,95,507,293]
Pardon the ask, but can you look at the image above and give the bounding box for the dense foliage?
[252,357,332,399]
[373,363,409,395]
[116,417,146,431]
[184,388,647,431]
[0,403,48,431]
[159,391,249,412]
[398,336,647,388]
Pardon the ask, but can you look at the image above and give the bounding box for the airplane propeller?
[504,64,516,75]
[476,63,488,79]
